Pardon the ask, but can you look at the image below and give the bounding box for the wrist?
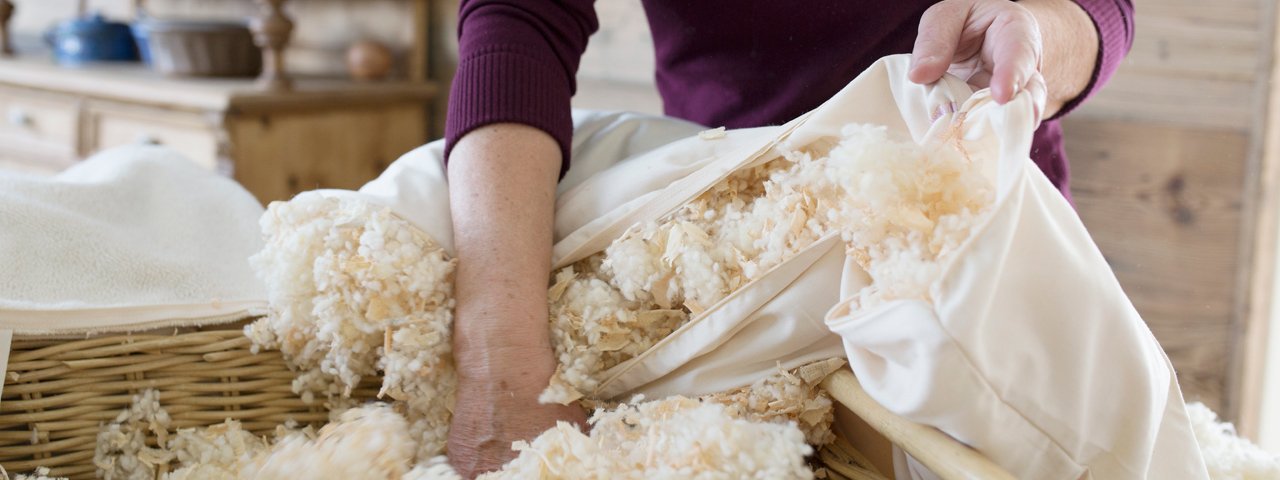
[454,340,557,387]
[451,290,554,366]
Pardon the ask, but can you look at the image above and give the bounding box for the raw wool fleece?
[1186,402,1280,479]
[84,391,315,480]
[245,194,458,461]
[165,420,274,479]
[482,396,814,480]
[704,358,845,446]
[87,377,823,479]
[94,390,174,480]
[547,124,993,402]
[240,404,418,478]
[0,467,67,480]
[243,193,837,475]
[219,394,815,480]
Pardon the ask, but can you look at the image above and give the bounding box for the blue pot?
[46,13,139,65]
[130,22,151,64]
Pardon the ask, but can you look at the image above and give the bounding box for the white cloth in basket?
[0,146,267,330]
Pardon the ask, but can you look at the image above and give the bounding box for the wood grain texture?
[228,104,427,203]
[1065,118,1250,413]
[1236,0,1280,441]
[1077,0,1265,128]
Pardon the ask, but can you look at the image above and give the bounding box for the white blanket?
[0,145,267,331]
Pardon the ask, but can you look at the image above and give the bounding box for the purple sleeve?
[1049,0,1134,119]
[444,0,599,178]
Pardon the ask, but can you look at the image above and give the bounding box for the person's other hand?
[447,346,588,478]
[910,0,1048,119]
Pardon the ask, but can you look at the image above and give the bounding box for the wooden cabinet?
[0,84,78,168]
[84,102,223,170]
[0,57,437,202]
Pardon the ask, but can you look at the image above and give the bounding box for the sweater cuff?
[1049,0,1133,120]
[444,44,575,179]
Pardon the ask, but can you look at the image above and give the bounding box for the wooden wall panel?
[1064,0,1279,432]
[1078,0,1266,128]
[1064,119,1252,412]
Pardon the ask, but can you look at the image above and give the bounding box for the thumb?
[910,1,970,84]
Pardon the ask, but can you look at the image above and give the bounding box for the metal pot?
[46,13,139,65]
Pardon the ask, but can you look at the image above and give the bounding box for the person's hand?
[447,345,588,478]
[909,0,1049,119]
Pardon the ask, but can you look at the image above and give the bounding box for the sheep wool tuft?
[240,404,417,479]
[247,194,458,459]
[402,457,463,480]
[1186,402,1280,479]
[544,124,994,401]
[481,396,815,480]
[0,467,67,480]
[91,367,833,479]
[705,358,845,446]
[164,420,270,480]
[94,389,173,480]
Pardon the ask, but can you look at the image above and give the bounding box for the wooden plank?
[1233,0,1280,441]
[1138,1,1261,28]
[1075,72,1257,129]
[1126,17,1260,81]
[1064,118,1251,415]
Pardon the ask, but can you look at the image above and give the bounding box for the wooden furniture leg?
[250,0,294,91]
[0,0,14,57]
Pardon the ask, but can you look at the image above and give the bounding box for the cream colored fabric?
[0,146,268,330]
[817,58,1208,479]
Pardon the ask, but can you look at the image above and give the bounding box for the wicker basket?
[133,20,262,77]
[0,323,999,480]
[0,321,377,479]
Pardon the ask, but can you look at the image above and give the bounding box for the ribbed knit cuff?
[1051,0,1133,120]
[444,44,575,179]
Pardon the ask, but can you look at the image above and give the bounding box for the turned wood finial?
[251,0,294,91]
[0,0,15,57]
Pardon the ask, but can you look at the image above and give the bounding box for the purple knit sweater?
[446,0,1134,199]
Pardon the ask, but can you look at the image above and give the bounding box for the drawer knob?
[6,107,30,127]
[134,133,161,145]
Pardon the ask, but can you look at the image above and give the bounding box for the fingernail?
[911,55,932,70]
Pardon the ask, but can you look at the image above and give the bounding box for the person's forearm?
[448,123,562,392]
[1020,0,1098,118]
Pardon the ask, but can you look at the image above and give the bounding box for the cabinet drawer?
[86,105,221,170]
[0,86,79,164]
